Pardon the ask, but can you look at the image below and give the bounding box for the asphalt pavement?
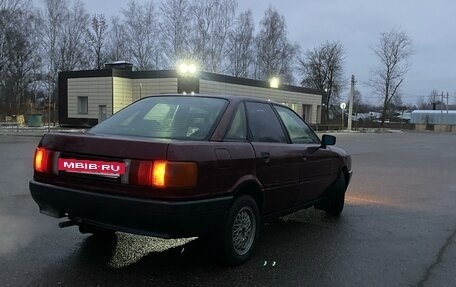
[0,132,455,286]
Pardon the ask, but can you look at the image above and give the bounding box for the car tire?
[324,173,346,216]
[221,195,259,266]
[79,224,116,238]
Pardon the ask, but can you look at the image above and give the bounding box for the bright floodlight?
[188,64,197,74]
[269,77,279,88]
[178,62,198,76]
[178,63,189,74]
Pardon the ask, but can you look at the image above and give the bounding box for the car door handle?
[260,152,270,163]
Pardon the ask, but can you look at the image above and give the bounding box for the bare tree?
[58,0,90,71]
[351,89,363,113]
[122,0,161,70]
[0,3,13,78]
[39,0,67,106]
[226,10,254,78]
[86,13,108,70]
[37,0,88,124]
[392,92,403,108]
[417,90,441,110]
[255,7,297,84]
[0,0,27,11]
[160,0,192,68]
[428,90,440,109]
[106,16,130,62]
[189,0,237,73]
[416,96,426,110]
[298,41,345,121]
[370,27,412,127]
[0,0,29,75]
[0,0,41,114]
[40,0,89,73]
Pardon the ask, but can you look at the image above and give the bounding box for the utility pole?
[446,92,449,129]
[440,92,444,124]
[48,93,51,132]
[347,75,355,130]
[440,92,449,128]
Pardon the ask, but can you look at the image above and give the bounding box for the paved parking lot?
[0,132,455,286]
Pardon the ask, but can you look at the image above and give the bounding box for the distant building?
[411,110,456,132]
[58,63,324,127]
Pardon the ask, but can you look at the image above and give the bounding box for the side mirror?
[321,134,336,148]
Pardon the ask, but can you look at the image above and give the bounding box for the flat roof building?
[411,110,456,132]
[58,63,324,127]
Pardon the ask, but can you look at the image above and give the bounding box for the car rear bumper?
[29,180,232,238]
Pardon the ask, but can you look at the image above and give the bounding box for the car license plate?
[58,158,126,176]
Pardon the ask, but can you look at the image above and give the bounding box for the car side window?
[246,102,287,143]
[275,105,320,144]
[225,103,247,141]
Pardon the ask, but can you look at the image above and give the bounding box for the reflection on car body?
[30,94,352,265]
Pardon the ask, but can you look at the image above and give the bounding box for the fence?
[310,121,415,131]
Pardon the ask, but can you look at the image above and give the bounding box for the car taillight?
[152,160,167,187]
[34,147,52,173]
[136,160,197,188]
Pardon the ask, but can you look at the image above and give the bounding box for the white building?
[58,63,324,127]
[411,110,456,132]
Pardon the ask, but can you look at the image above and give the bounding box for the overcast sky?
[70,0,456,105]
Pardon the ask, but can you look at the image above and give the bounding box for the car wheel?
[324,173,346,216]
[79,224,116,238]
[221,195,259,266]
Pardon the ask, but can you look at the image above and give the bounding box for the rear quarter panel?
[167,141,256,198]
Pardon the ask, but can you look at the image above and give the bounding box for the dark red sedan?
[30,94,352,265]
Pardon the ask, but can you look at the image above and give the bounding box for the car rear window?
[89,96,228,140]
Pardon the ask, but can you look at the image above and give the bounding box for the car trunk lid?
[34,132,170,197]
[39,132,169,160]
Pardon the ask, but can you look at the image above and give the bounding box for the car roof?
[141,93,283,106]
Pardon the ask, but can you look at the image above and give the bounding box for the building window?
[78,96,88,114]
